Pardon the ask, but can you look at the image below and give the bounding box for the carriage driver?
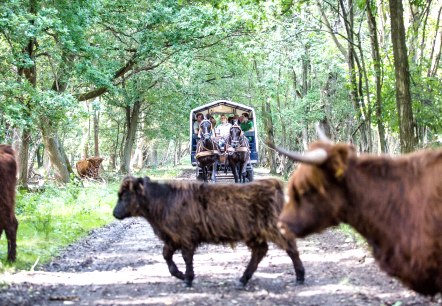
[215,114,232,151]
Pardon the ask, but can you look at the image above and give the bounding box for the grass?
[0,165,185,272]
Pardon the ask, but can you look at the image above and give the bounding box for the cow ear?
[327,144,353,179]
[134,177,145,195]
[120,176,135,192]
[134,176,151,196]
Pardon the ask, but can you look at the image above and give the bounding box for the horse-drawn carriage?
[190,100,259,182]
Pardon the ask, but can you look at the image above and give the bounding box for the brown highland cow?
[271,139,442,296]
[0,144,18,262]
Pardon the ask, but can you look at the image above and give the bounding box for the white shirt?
[216,122,232,138]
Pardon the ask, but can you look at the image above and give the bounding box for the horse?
[226,124,251,183]
[195,118,220,182]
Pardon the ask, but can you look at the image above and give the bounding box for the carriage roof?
[190,100,255,117]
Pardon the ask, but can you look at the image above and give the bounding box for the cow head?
[270,140,356,238]
[113,176,150,219]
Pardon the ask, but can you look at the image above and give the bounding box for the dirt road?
[0,170,439,305]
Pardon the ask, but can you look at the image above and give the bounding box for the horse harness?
[196,119,220,159]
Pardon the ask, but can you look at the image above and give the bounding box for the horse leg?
[203,165,208,183]
[230,160,239,183]
[240,161,248,183]
[238,240,268,286]
[163,243,185,280]
[211,160,217,182]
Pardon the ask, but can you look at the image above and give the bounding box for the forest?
[1,0,441,183]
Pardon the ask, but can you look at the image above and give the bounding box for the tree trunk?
[40,119,70,183]
[15,0,38,187]
[151,144,158,167]
[339,0,369,152]
[428,6,442,77]
[389,0,417,152]
[36,143,44,168]
[109,121,120,171]
[367,0,387,153]
[17,129,31,187]
[253,59,277,173]
[94,107,99,157]
[120,101,141,174]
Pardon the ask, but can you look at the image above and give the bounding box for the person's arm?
[248,121,254,131]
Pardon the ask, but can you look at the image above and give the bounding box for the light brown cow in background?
[76,157,103,179]
[270,138,442,296]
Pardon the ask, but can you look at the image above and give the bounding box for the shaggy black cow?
[113,176,305,287]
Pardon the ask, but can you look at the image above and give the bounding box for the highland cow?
[0,144,18,262]
[76,157,103,179]
[113,176,305,288]
[271,140,442,296]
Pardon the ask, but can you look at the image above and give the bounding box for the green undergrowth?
[339,224,367,246]
[0,165,186,272]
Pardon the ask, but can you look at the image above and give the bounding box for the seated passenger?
[215,114,232,150]
[240,112,254,132]
[193,112,204,135]
[207,114,217,128]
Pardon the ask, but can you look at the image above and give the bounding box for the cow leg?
[239,241,268,286]
[5,215,18,262]
[181,246,196,287]
[163,244,185,280]
[285,240,305,284]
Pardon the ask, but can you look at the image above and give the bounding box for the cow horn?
[266,141,328,165]
[315,122,333,144]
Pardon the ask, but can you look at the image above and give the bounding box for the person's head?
[207,114,216,124]
[239,115,244,123]
[196,113,203,122]
[242,113,249,122]
[220,114,228,123]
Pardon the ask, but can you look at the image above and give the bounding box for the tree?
[389,0,417,152]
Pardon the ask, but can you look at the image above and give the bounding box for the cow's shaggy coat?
[113,176,305,287]
[274,141,442,295]
[0,144,18,262]
[76,157,103,179]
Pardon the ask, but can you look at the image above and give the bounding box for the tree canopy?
[1,0,441,182]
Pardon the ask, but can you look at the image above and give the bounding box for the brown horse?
[195,118,219,182]
[226,124,252,183]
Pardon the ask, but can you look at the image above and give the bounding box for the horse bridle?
[229,125,244,148]
[199,119,213,140]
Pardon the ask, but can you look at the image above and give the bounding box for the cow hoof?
[235,280,247,290]
[296,278,305,285]
[184,280,193,288]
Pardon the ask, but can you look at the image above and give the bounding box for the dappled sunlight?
[0,267,171,286]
